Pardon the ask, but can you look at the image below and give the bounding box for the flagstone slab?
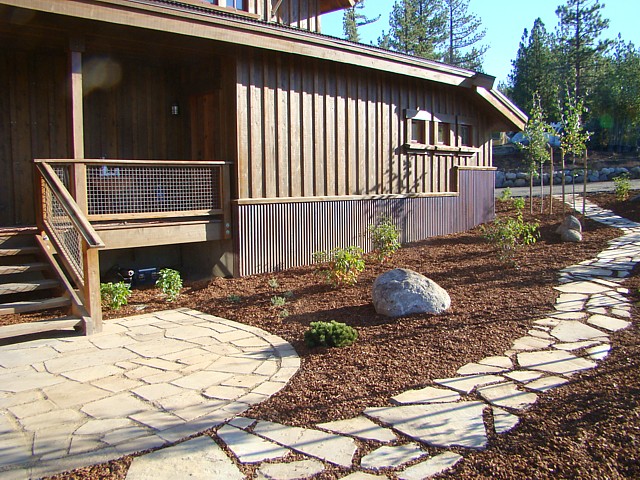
[433,374,503,394]
[586,343,611,361]
[511,336,554,351]
[587,314,631,332]
[548,311,587,321]
[125,436,243,480]
[340,473,388,480]
[397,451,463,480]
[477,382,538,410]
[477,356,513,369]
[492,407,519,434]
[216,424,289,463]
[525,376,569,393]
[253,420,357,467]
[554,340,601,351]
[517,350,597,376]
[360,443,426,470]
[254,459,325,480]
[550,321,609,343]
[316,416,396,442]
[365,402,488,450]
[503,370,543,383]
[391,386,461,405]
[457,362,509,375]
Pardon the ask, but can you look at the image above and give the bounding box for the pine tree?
[442,0,487,70]
[378,0,446,60]
[342,0,380,43]
[508,19,560,120]
[555,0,611,100]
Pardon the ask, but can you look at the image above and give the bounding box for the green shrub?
[367,216,401,262]
[304,320,358,348]
[271,296,286,307]
[498,187,512,202]
[227,294,242,303]
[613,174,631,201]
[313,246,365,287]
[278,308,290,319]
[267,278,279,290]
[100,281,131,310]
[482,211,540,264]
[512,197,525,211]
[156,268,182,302]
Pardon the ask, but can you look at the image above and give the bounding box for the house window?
[437,122,451,145]
[208,0,246,10]
[459,124,472,147]
[405,109,431,147]
[411,120,427,145]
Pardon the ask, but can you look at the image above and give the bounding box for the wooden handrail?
[35,161,105,249]
[39,159,232,167]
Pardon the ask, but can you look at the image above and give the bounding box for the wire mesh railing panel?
[42,182,84,282]
[51,164,71,190]
[86,165,221,217]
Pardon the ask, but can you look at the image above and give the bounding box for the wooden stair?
[0,230,83,339]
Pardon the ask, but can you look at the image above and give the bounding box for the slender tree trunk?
[583,149,588,217]
[561,148,566,214]
[530,174,534,214]
[549,146,553,215]
[540,161,544,214]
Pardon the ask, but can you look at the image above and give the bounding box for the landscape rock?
[372,269,450,317]
[556,215,583,243]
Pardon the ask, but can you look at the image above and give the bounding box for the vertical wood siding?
[0,49,70,226]
[237,168,495,276]
[236,49,492,201]
[263,0,321,32]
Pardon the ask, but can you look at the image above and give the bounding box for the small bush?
[313,246,366,287]
[304,320,358,348]
[482,210,540,264]
[271,296,287,307]
[267,278,279,290]
[100,281,131,310]
[499,187,512,202]
[227,294,242,303]
[512,197,525,211]
[156,268,182,302]
[278,308,290,319]
[367,216,401,262]
[613,174,631,201]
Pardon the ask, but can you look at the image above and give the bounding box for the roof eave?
[319,0,356,14]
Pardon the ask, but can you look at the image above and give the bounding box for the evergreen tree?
[442,0,488,70]
[342,0,380,43]
[378,0,446,60]
[555,0,611,100]
[508,19,560,120]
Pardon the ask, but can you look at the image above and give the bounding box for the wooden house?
[0,0,526,336]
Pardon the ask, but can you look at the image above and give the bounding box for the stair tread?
[0,297,71,315]
[0,263,49,275]
[0,279,60,295]
[0,247,40,256]
[0,316,82,340]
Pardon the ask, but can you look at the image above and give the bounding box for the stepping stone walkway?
[2,198,636,480]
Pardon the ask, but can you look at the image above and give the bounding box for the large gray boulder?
[372,269,451,318]
[556,215,583,243]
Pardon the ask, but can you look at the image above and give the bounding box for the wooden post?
[69,38,85,160]
[81,244,102,334]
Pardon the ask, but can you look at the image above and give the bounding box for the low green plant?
[499,187,512,202]
[512,197,526,211]
[482,210,540,264]
[100,281,131,310]
[283,290,294,299]
[156,268,182,302]
[278,308,290,319]
[313,246,366,287]
[267,278,279,290]
[271,296,287,307]
[613,173,631,201]
[227,294,242,303]
[367,215,401,262]
[304,320,358,348]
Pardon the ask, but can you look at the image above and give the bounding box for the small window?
[437,122,451,145]
[208,0,246,10]
[459,125,472,147]
[411,120,427,145]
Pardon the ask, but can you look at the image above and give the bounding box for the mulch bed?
[29,193,640,478]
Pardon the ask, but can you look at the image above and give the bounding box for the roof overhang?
[319,0,355,14]
[0,0,526,130]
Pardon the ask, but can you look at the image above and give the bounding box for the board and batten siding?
[245,0,321,31]
[235,48,493,201]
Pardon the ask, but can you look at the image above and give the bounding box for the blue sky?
[320,0,640,84]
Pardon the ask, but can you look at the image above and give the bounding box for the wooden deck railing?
[35,160,106,333]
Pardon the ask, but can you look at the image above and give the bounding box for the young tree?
[560,94,591,213]
[342,0,380,43]
[442,0,488,71]
[378,0,446,60]
[508,19,560,120]
[521,93,554,213]
[555,0,611,101]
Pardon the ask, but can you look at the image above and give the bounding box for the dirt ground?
[32,192,640,479]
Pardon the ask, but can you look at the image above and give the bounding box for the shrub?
[512,197,525,211]
[499,187,512,202]
[312,246,365,287]
[613,174,631,201]
[304,320,358,348]
[267,278,279,290]
[482,210,540,264]
[156,268,182,302]
[271,296,286,307]
[100,281,131,310]
[367,216,401,262]
[227,294,242,303]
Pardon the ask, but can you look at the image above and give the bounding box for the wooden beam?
[69,37,84,159]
